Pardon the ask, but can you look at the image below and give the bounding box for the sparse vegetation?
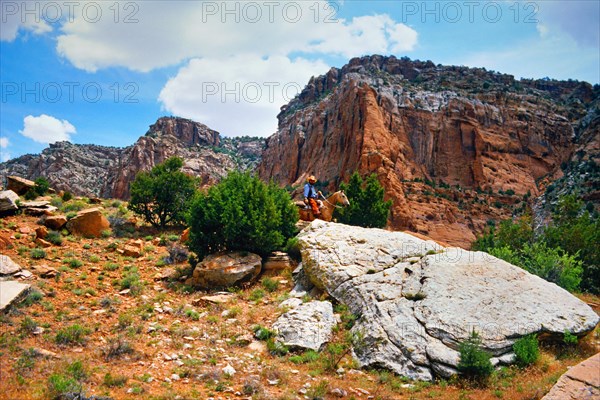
[458,330,494,380]
[513,334,539,367]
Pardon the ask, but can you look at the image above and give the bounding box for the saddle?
[294,200,323,210]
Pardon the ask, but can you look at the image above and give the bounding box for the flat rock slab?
[0,190,19,212]
[0,281,30,311]
[298,220,600,381]
[188,251,262,289]
[542,352,600,399]
[273,300,336,351]
[0,254,22,275]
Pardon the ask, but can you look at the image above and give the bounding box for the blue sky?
[1,0,598,161]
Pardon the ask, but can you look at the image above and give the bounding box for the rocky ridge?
[0,117,265,199]
[258,55,600,247]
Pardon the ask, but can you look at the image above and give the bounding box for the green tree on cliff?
[334,172,392,228]
[128,157,197,228]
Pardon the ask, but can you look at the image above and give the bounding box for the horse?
[296,190,350,222]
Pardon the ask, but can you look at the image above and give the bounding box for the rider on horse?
[304,175,322,216]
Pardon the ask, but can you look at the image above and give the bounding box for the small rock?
[35,238,52,248]
[336,367,345,374]
[171,374,180,381]
[35,226,48,239]
[330,388,347,397]
[222,364,236,376]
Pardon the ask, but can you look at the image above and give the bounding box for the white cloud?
[55,1,417,72]
[159,55,329,136]
[19,114,76,144]
[0,0,52,41]
[0,137,9,148]
[536,1,599,48]
[0,137,9,161]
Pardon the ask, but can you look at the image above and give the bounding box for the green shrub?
[262,277,279,292]
[24,177,50,200]
[563,330,578,346]
[47,373,81,398]
[55,324,90,345]
[333,172,392,228]
[512,334,539,367]
[46,231,63,246]
[65,258,83,269]
[253,325,275,341]
[120,267,144,295]
[188,172,298,259]
[129,156,197,228]
[103,372,128,387]
[61,191,73,202]
[457,330,494,379]
[30,248,47,260]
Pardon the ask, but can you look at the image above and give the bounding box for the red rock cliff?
[258,55,598,248]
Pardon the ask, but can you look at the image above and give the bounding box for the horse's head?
[337,190,350,206]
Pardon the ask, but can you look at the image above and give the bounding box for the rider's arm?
[303,184,310,199]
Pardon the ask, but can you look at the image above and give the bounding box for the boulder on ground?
[263,251,293,271]
[44,215,68,230]
[181,228,190,243]
[65,208,110,238]
[21,200,58,216]
[35,226,48,239]
[188,251,262,289]
[272,301,336,351]
[7,176,35,195]
[0,254,22,275]
[30,264,58,278]
[297,220,600,381]
[0,190,19,212]
[542,352,600,399]
[0,281,30,312]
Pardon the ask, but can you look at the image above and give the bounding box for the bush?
[61,191,73,202]
[24,177,50,200]
[129,156,197,228]
[30,248,47,259]
[55,324,90,345]
[457,330,494,379]
[188,172,298,259]
[563,330,578,346]
[46,231,63,246]
[333,172,392,228]
[512,334,539,367]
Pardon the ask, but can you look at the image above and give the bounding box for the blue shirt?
[304,183,318,199]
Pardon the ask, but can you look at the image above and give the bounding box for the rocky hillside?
[0,117,265,199]
[258,55,600,247]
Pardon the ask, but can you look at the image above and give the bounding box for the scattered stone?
[44,215,68,230]
[35,226,48,239]
[14,270,33,279]
[180,228,190,243]
[272,300,336,351]
[119,245,142,258]
[32,326,44,335]
[298,220,600,380]
[19,226,32,235]
[187,251,262,289]
[278,298,303,310]
[199,293,235,304]
[0,280,30,311]
[0,254,22,275]
[65,207,110,238]
[21,201,58,216]
[171,374,181,381]
[35,238,52,248]
[32,347,60,359]
[542,352,600,400]
[222,364,236,376]
[30,264,58,278]
[0,190,19,212]
[154,268,177,281]
[7,176,35,195]
[247,341,266,353]
[263,251,293,271]
[330,388,348,397]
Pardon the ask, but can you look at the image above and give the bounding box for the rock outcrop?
[65,208,110,238]
[258,55,599,247]
[188,251,262,289]
[297,221,600,380]
[0,117,265,199]
[0,190,19,212]
[542,352,600,400]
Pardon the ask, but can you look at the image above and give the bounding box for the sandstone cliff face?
[0,117,264,199]
[258,55,599,247]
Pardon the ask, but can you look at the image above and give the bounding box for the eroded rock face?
[188,251,262,289]
[0,117,265,199]
[258,55,599,247]
[273,301,336,351]
[297,221,600,380]
[0,254,22,275]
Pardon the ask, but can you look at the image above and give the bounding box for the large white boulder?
[298,220,599,380]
